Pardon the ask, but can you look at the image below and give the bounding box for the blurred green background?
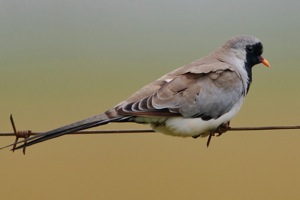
[0,1,300,199]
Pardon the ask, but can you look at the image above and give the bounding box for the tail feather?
[4,113,130,151]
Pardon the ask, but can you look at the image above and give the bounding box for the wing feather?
[116,63,244,120]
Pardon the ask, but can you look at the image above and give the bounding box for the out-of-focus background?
[1,1,300,199]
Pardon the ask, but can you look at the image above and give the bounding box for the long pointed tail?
[1,113,130,151]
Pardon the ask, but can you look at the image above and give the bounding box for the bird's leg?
[206,121,231,147]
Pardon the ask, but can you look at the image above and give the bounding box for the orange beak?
[259,56,270,67]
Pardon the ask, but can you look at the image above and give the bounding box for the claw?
[206,121,231,147]
[206,130,214,147]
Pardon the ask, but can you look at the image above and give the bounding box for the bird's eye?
[246,45,254,53]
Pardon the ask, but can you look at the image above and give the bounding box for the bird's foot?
[206,122,231,147]
[192,134,201,139]
[214,121,230,137]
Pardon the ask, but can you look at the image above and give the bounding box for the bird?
[4,35,270,151]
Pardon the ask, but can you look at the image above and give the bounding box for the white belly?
[152,97,245,137]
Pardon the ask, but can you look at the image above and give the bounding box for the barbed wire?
[0,125,300,137]
[1,115,299,138]
[0,115,299,154]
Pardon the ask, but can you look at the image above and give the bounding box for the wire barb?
[10,114,32,154]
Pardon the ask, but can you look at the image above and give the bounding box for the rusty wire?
[0,125,299,137]
[0,115,299,154]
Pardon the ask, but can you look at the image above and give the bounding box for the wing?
[116,66,245,120]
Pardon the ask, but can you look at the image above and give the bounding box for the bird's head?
[224,35,270,68]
